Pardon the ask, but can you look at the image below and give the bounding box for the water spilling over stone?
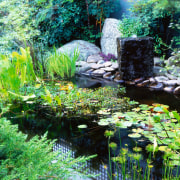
[117,37,154,80]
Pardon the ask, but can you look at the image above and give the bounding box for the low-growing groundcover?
[0,117,96,180]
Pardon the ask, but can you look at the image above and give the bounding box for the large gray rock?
[100,18,122,58]
[57,40,101,61]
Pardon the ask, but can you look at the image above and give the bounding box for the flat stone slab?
[174,86,180,95]
[97,60,105,64]
[111,62,118,69]
[163,80,177,86]
[155,76,169,83]
[104,61,112,67]
[101,67,115,72]
[164,86,174,93]
[91,69,105,77]
[91,64,105,69]
[87,54,103,63]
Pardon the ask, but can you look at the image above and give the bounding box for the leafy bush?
[0,117,95,180]
[118,0,180,57]
[47,48,79,79]
[0,0,118,55]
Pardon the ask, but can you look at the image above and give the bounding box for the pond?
[4,75,180,180]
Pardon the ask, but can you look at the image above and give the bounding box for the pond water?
[4,75,180,179]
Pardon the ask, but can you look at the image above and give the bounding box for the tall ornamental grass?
[47,48,79,79]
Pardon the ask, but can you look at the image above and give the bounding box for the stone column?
[117,37,154,80]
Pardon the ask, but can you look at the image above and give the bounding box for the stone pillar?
[117,37,154,80]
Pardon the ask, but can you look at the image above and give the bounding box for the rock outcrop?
[100,18,122,58]
[57,40,101,61]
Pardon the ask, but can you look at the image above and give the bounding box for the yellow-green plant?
[0,47,36,93]
[47,48,79,79]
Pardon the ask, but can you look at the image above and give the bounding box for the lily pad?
[78,124,87,129]
[98,121,109,126]
[128,133,141,138]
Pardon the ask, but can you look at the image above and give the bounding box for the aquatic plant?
[47,48,79,79]
[0,47,36,94]
[101,103,180,179]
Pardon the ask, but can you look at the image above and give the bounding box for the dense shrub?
[0,0,118,55]
[119,0,180,57]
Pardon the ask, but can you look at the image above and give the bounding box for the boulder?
[100,18,122,58]
[76,63,91,73]
[57,40,101,61]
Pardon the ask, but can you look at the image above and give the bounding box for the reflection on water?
[74,75,180,111]
[4,75,180,179]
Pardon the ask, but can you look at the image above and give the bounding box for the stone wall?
[117,37,154,80]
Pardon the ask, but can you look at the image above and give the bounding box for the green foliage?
[47,48,79,79]
[104,103,180,179]
[0,47,36,93]
[0,0,117,55]
[119,0,180,56]
[0,117,96,179]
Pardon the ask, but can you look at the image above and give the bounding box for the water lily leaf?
[132,128,143,133]
[123,121,133,127]
[78,124,87,129]
[98,121,109,126]
[153,107,163,113]
[97,110,111,115]
[161,138,173,145]
[128,133,141,138]
[139,104,150,110]
[171,118,178,122]
[157,132,168,138]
